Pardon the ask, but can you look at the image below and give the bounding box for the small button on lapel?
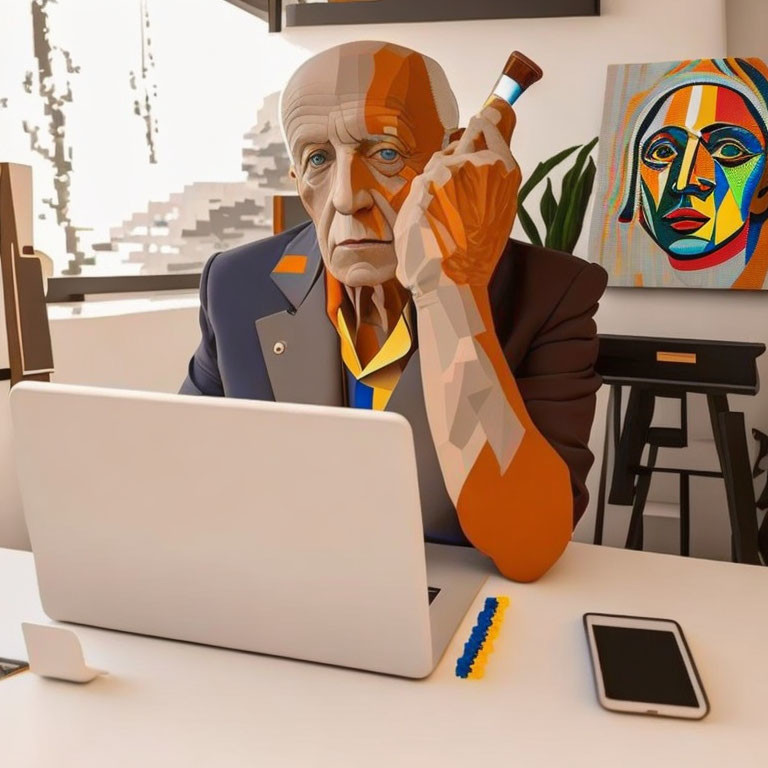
[273,341,286,355]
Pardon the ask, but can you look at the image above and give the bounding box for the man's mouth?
[663,208,710,233]
[336,238,393,248]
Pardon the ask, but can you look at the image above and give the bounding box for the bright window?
[0,0,302,277]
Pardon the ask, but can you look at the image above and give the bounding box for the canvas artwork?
[589,58,768,289]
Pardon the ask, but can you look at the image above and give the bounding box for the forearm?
[415,283,572,581]
[414,283,523,499]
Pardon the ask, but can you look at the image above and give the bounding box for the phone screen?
[592,625,699,707]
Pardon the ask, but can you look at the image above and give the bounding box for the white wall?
[0,298,201,550]
[48,299,200,393]
[7,0,756,555]
[0,383,23,547]
[727,0,768,60]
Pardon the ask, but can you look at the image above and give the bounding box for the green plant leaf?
[539,177,557,235]
[562,136,598,198]
[518,144,580,204]
[561,140,595,253]
[547,137,598,252]
[547,166,577,250]
[559,136,598,213]
[516,203,542,247]
[562,156,597,252]
[570,136,599,183]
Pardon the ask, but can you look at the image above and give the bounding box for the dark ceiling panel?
[286,0,600,27]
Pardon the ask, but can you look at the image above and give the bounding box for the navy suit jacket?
[181,222,608,539]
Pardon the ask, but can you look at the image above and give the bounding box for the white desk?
[1,543,765,767]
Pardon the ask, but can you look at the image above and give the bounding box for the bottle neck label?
[493,74,523,106]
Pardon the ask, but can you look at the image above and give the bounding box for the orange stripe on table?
[273,254,308,275]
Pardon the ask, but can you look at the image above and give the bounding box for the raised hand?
[391,105,521,298]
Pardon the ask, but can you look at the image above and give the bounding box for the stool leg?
[679,472,690,557]
[708,397,761,565]
[594,385,621,545]
[610,389,655,505]
[625,445,658,551]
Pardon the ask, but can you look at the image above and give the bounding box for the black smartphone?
[584,613,709,720]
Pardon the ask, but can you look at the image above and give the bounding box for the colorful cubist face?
[589,59,768,289]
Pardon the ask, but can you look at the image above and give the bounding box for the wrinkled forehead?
[647,84,763,138]
[281,43,450,159]
[283,46,376,114]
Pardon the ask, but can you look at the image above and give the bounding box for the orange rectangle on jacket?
[273,255,308,275]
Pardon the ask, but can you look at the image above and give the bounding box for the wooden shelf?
[222,0,269,20]
[285,0,600,28]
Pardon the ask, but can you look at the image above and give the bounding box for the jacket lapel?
[255,226,343,407]
[259,226,463,541]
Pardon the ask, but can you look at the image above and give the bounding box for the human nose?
[331,153,375,215]
[673,137,715,198]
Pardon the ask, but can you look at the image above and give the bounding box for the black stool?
[593,334,765,565]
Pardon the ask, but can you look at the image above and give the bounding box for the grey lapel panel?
[387,351,467,545]
[256,273,343,407]
[270,225,323,310]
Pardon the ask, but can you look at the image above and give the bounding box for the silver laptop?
[10,382,489,678]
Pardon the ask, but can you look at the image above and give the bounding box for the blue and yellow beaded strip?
[455,596,510,679]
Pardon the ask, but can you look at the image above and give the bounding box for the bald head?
[280,41,459,288]
[281,41,459,163]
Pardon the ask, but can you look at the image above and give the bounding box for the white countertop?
[1,542,766,767]
[47,292,200,320]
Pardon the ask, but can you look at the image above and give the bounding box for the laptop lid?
[10,382,435,677]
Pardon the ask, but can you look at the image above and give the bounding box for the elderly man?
[181,41,607,582]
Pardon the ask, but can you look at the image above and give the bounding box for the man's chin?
[665,236,712,258]
[337,263,395,287]
[329,249,397,287]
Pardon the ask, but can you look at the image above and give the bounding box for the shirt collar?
[325,271,414,379]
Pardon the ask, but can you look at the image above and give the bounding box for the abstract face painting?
[590,59,768,289]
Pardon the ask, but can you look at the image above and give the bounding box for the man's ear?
[750,160,768,218]
[289,165,302,196]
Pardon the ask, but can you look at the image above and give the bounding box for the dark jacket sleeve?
[510,262,607,525]
[179,253,225,396]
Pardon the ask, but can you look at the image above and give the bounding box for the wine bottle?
[485,51,543,142]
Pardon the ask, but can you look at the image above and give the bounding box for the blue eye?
[308,152,327,168]
[377,148,400,162]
